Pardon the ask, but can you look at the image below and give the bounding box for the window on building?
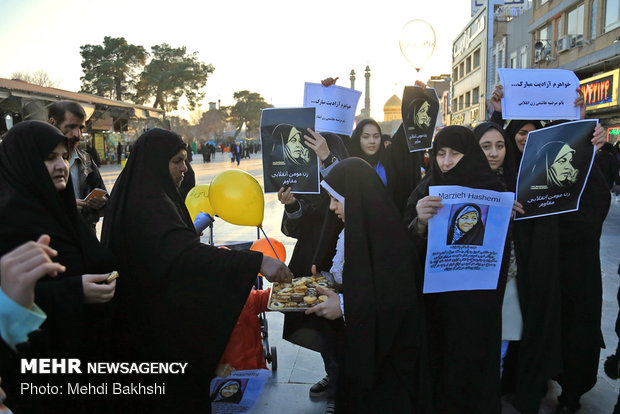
[540,0,548,5]
[452,99,457,112]
[605,0,620,32]
[537,23,552,43]
[510,51,517,68]
[466,56,472,73]
[472,87,480,105]
[458,95,463,111]
[473,49,481,68]
[592,0,598,39]
[453,67,459,82]
[520,46,528,68]
[465,92,471,108]
[567,4,585,35]
[459,62,465,78]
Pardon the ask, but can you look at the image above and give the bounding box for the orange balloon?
[250,238,286,262]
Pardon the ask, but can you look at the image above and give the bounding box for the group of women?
[0,82,611,414]
[277,83,609,414]
[0,122,292,414]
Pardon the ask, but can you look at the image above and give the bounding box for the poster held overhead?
[303,82,361,136]
[515,119,597,220]
[401,86,439,152]
[424,185,513,294]
[260,107,319,194]
[498,68,581,120]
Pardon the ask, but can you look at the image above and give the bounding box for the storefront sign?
[580,69,619,111]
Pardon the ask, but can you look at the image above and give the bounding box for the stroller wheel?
[270,346,278,371]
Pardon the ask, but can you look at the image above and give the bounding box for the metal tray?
[267,274,335,312]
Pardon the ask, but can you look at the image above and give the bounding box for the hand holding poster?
[260,108,319,194]
[401,86,439,152]
[498,68,581,120]
[424,185,513,294]
[303,82,362,136]
[515,119,597,219]
[210,369,271,413]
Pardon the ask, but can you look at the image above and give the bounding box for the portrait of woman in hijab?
[272,123,310,165]
[212,379,244,404]
[446,203,486,246]
[530,141,579,190]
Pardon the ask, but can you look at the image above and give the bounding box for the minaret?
[363,65,371,119]
[350,69,356,90]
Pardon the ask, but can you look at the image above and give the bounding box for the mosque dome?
[383,94,402,122]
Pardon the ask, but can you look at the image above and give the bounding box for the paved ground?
[99,152,620,413]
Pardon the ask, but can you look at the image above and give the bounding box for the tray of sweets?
[268,274,335,312]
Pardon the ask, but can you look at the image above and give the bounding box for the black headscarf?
[504,119,543,167]
[321,157,430,413]
[101,128,263,411]
[474,121,517,191]
[405,125,504,224]
[348,119,385,166]
[0,121,114,412]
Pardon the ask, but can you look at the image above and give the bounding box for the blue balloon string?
[258,226,281,261]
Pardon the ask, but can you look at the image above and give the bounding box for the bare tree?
[11,70,59,88]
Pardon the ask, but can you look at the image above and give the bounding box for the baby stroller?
[221,241,278,371]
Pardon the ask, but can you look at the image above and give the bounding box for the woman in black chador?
[405,125,508,414]
[0,121,116,413]
[308,157,431,413]
[101,128,291,413]
[446,203,485,246]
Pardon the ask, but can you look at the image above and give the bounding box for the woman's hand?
[512,200,525,218]
[260,256,293,283]
[0,235,65,309]
[215,363,234,378]
[592,124,606,149]
[305,286,342,320]
[277,187,297,205]
[321,77,339,87]
[489,85,504,113]
[82,274,116,304]
[575,88,586,120]
[415,196,443,233]
[304,129,330,162]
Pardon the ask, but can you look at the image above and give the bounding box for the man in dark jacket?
[48,101,107,229]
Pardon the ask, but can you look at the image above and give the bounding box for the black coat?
[101,129,262,413]
[0,121,115,413]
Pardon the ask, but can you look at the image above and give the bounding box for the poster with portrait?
[210,369,271,413]
[498,68,581,120]
[515,119,597,219]
[424,185,514,294]
[260,107,319,193]
[303,82,362,135]
[401,86,439,152]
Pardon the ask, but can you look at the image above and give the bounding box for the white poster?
[210,369,271,413]
[303,82,362,136]
[498,68,581,120]
[424,185,513,294]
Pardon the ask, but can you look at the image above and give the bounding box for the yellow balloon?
[185,184,215,222]
[209,170,264,226]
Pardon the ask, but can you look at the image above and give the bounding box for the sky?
[0,0,473,121]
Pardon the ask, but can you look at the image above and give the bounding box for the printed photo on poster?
[260,107,319,194]
[402,86,439,152]
[515,119,597,220]
[446,203,488,246]
[424,186,513,294]
[210,369,271,414]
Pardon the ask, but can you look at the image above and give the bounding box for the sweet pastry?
[271,301,284,309]
[291,293,304,303]
[276,293,291,302]
[279,287,293,294]
[285,302,298,308]
[316,282,329,289]
[318,295,328,303]
[303,296,317,306]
